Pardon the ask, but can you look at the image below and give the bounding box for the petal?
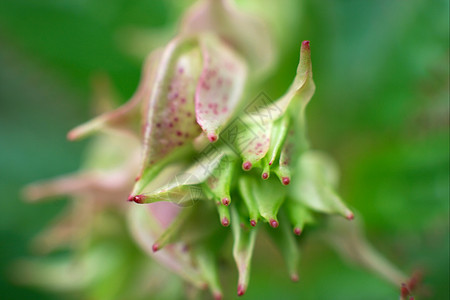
[289,151,354,219]
[265,41,315,121]
[324,216,408,287]
[266,114,290,166]
[134,36,205,193]
[195,34,247,141]
[127,205,206,288]
[235,118,272,168]
[140,36,203,171]
[130,147,224,204]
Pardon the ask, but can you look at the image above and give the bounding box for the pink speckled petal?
[137,37,203,181]
[181,0,275,74]
[128,205,206,288]
[195,35,247,141]
[236,120,272,167]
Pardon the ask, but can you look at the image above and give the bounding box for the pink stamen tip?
[152,243,159,252]
[269,219,279,228]
[291,274,299,282]
[268,161,273,166]
[237,284,246,296]
[262,172,269,180]
[67,130,77,141]
[134,175,141,182]
[208,133,218,142]
[282,177,290,185]
[213,292,223,300]
[401,283,410,297]
[302,40,310,48]
[346,213,354,220]
[242,161,252,171]
[222,197,230,206]
[221,217,230,227]
[250,220,257,227]
[130,194,146,204]
[294,228,302,236]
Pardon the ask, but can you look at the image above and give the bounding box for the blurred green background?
[0,0,448,299]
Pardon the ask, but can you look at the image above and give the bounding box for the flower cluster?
[22,0,417,299]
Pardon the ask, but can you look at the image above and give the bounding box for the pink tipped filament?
[401,283,410,298]
[346,213,354,220]
[269,219,279,228]
[208,133,218,142]
[242,161,252,171]
[152,243,159,252]
[237,284,246,296]
[250,220,257,227]
[222,197,230,206]
[282,177,290,185]
[293,227,302,236]
[221,217,230,227]
[262,172,269,180]
[302,40,310,49]
[129,194,146,204]
[213,292,223,300]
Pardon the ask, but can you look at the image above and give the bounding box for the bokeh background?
[0,0,448,299]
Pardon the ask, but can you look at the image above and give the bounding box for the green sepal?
[231,206,258,296]
[284,198,315,235]
[267,113,290,166]
[192,244,223,300]
[289,151,354,220]
[152,207,194,252]
[239,175,286,227]
[266,211,300,281]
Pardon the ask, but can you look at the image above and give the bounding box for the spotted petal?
[195,34,247,142]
